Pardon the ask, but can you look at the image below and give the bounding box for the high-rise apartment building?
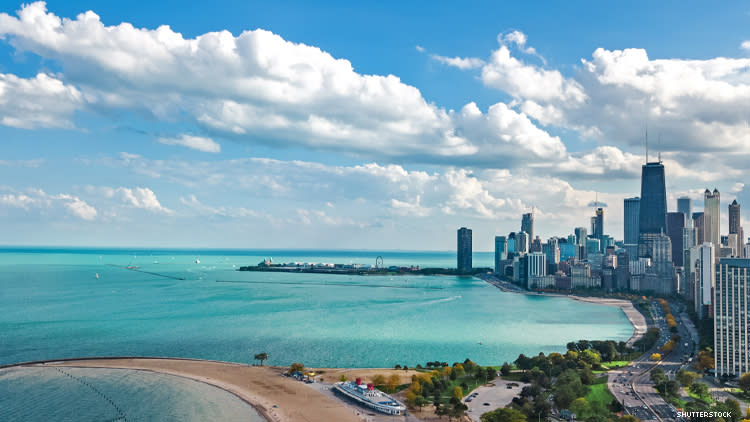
[457,227,472,274]
[693,212,705,245]
[494,236,507,274]
[624,197,640,245]
[714,258,750,378]
[574,227,587,246]
[704,189,721,257]
[729,200,743,257]
[516,231,529,254]
[521,212,534,243]
[591,208,604,239]
[696,243,714,319]
[667,212,685,267]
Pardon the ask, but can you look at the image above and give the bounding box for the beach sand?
[45,358,362,422]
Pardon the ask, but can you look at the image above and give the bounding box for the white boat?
[333,379,407,415]
[195,259,200,264]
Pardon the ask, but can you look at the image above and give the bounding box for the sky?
[0,0,749,251]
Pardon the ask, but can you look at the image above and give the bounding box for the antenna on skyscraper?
[658,134,662,163]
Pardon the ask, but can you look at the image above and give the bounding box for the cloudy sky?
[0,0,748,250]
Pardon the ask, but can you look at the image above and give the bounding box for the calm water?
[0,248,633,367]
[0,366,265,422]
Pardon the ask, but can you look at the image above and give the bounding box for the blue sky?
[0,1,749,250]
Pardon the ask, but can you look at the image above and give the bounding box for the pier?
[216,279,444,290]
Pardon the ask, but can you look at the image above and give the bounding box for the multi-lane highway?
[607,300,697,422]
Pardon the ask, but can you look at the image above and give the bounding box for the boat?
[195,259,200,264]
[333,378,407,416]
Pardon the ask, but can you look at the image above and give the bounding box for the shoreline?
[3,357,363,422]
[477,274,647,347]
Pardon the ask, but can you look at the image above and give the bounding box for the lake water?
[0,248,634,368]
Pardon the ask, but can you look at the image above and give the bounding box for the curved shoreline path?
[37,358,362,422]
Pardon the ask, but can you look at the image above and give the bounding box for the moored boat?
[333,378,407,416]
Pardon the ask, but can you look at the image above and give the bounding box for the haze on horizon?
[0,1,748,251]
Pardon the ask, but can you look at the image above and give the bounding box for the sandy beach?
[42,358,362,422]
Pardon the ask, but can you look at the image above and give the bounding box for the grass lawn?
[586,377,615,407]
[729,390,750,404]
[501,372,525,382]
[688,390,714,404]
[602,361,631,369]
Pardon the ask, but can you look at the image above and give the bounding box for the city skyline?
[0,1,749,250]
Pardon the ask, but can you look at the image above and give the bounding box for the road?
[608,300,697,422]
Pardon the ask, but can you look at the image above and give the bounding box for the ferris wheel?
[375,256,384,269]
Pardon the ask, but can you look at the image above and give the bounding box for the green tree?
[481,407,528,422]
[452,386,464,400]
[676,369,699,388]
[501,362,512,376]
[570,397,590,419]
[689,382,710,399]
[739,373,750,395]
[254,352,268,366]
[288,362,305,374]
[372,374,386,388]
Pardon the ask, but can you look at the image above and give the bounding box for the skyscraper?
[457,227,472,274]
[693,212,705,244]
[678,197,692,221]
[729,200,742,257]
[574,227,587,246]
[494,236,507,274]
[638,162,667,241]
[704,189,721,257]
[517,231,529,254]
[591,208,604,239]
[714,258,750,378]
[521,212,534,243]
[667,212,685,267]
[624,197,640,245]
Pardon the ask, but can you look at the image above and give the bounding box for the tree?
[386,374,401,392]
[415,396,430,413]
[372,374,386,388]
[288,362,304,374]
[254,352,268,366]
[689,382,709,399]
[650,353,662,361]
[739,373,750,395]
[481,407,528,422]
[676,369,699,388]
[452,386,463,400]
[501,362,512,376]
[570,397,590,418]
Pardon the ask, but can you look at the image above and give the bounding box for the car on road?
[483,402,491,406]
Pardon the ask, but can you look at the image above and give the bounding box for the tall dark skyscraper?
[457,227,472,274]
[521,212,534,242]
[638,162,667,257]
[591,208,604,239]
[624,197,640,245]
[639,162,667,235]
[678,197,692,221]
[667,212,685,266]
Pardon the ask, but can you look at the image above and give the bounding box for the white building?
[714,258,750,378]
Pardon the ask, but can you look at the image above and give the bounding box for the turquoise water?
[0,366,265,421]
[0,248,633,367]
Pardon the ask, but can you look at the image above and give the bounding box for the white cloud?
[180,194,256,218]
[0,188,96,220]
[90,186,172,214]
[0,73,83,128]
[415,45,425,53]
[157,134,221,153]
[429,54,485,70]
[741,41,750,51]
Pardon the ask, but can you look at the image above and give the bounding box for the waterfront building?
[678,197,692,221]
[494,236,507,274]
[457,227,472,274]
[714,258,750,378]
[729,200,743,257]
[695,243,715,319]
[704,189,721,258]
[560,242,577,261]
[624,197,640,245]
[543,238,560,264]
[517,231,529,254]
[591,208,604,239]
[574,227,587,246]
[614,251,630,290]
[571,263,600,289]
[527,252,546,288]
[507,232,516,254]
[521,212,534,243]
[667,212,685,267]
[637,232,675,294]
[638,162,667,244]
[530,236,542,253]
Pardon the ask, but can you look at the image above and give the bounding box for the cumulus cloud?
[0,188,96,220]
[742,41,750,51]
[180,194,256,218]
[157,134,221,153]
[89,186,172,214]
[429,54,485,70]
[0,73,83,128]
